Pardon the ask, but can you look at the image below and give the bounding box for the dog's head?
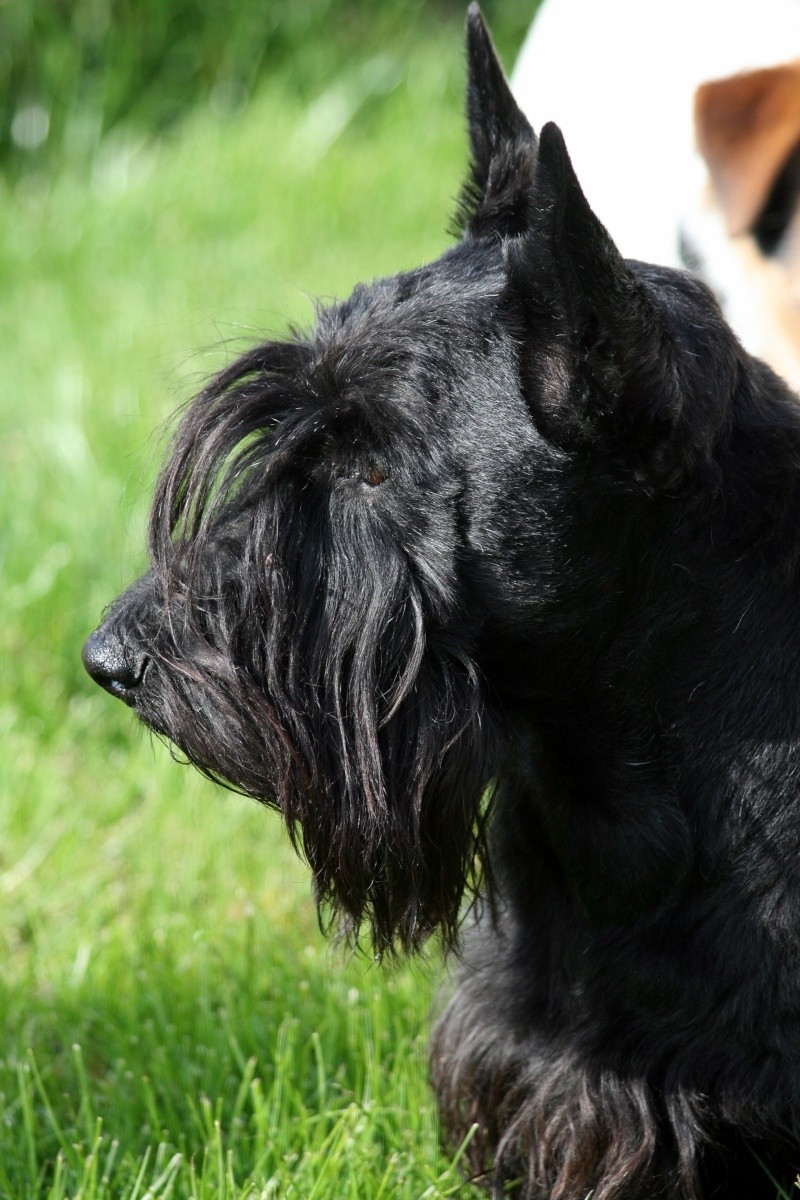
[84,6,743,952]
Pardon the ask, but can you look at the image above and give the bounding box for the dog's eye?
[364,465,387,487]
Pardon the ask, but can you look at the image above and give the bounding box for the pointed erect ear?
[454,4,538,240]
[509,122,687,459]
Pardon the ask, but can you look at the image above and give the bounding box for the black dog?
[83,8,800,1198]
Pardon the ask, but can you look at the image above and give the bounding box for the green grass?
[0,20,490,1199]
[0,0,531,173]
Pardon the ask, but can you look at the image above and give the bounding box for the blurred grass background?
[0,1,537,1196]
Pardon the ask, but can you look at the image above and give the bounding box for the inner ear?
[453,4,538,241]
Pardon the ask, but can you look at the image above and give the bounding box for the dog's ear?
[455,4,538,240]
[508,122,689,470]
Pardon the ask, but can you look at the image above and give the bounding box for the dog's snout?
[82,625,147,707]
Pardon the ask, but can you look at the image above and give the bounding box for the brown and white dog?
[512,0,800,389]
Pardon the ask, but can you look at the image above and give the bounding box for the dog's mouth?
[103,673,144,708]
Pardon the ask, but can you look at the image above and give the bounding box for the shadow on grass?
[0,909,481,1199]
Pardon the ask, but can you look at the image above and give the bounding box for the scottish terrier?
[83,8,800,1198]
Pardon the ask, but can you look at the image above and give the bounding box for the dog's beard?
[100,330,503,954]
[122,500,497,955]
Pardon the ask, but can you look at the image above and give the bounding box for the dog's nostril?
[82,626,147,705]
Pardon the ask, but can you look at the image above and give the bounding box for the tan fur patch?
[696,61,800,236]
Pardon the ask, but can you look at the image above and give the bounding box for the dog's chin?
[122,668,217,762]
[133,702,173,743]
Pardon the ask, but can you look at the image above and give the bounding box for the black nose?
[82,625,147,707]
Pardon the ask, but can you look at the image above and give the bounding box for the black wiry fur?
[84,8,800,1197]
